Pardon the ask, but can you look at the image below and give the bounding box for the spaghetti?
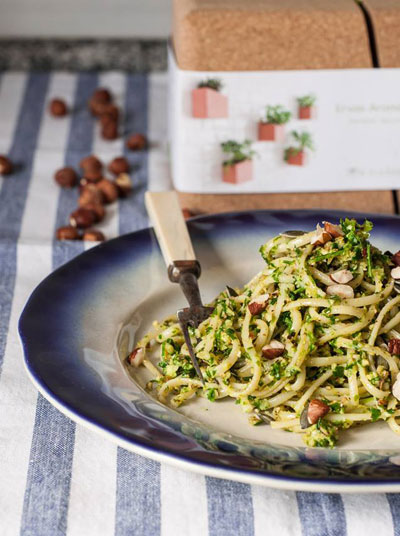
[128,218,400,447]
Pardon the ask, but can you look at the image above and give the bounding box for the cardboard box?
[171,0,398,211]
[173,0,372,71]
[364,0,400,68]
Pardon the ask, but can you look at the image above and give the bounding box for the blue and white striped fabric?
[0,71,398,536]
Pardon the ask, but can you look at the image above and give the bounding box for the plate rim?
[19,208,400,493]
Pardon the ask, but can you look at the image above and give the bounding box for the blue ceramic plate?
[19,210,400,492]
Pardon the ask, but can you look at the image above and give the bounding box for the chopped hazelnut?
[326,284,354,299]
[311,224,332,246]
[391,266,400,280]
[127,347,145,367]
[323,221,344,238]
[388,339,400,355]
[262,340,285,359]
[307,399,330,425]
[330,269,353,285]
[248,293,269,315]
[392,375,400,401]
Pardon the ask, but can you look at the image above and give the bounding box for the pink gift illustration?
[297,95,316,120]
[221,140,255,184]
[258,123,285,142]
[192,78,228,118]
[284,131,314,166]
[258,105,291,141]
[285,149,306,166]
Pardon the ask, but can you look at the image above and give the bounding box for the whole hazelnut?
[54,167,78,188]
[79,184,104,206]
[96,179,119,204]
[79,202,105,223]
[0,155,13,175]
[99,104,119,124]
[88,89,112,116]
[99,113,114,128]
[126,133,147,151]
[182,208,193,220]
[92,88,112,103]
[114,173,132,197]
[89,97,106,117]
[101,121,119,140]
[56,226,80,240]
[49,98,68,117]
[70,208,97,229]
[81,168,103,183]
[83,229,106,242]
[108,156,130,176]
[80,155,103,173]
[79,178,98,188]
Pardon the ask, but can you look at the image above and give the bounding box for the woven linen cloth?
[0,71,399,536]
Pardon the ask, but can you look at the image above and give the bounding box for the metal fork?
[145,191,213,383]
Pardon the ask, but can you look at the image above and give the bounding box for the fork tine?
[178,314,205,384]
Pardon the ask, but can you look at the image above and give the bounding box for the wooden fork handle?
[145,191,196,267]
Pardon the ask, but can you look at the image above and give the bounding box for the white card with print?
[169,48,400,193]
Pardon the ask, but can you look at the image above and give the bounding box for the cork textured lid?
[364,0,400,67]
[173,0,372,70]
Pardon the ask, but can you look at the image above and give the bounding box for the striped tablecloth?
[1,71,400,536]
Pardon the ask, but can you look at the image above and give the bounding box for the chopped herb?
[367,243,373,279]
[329,402,343,413]
[332,365,345,378]
[370,408,381,422]
[206,388,217,402]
